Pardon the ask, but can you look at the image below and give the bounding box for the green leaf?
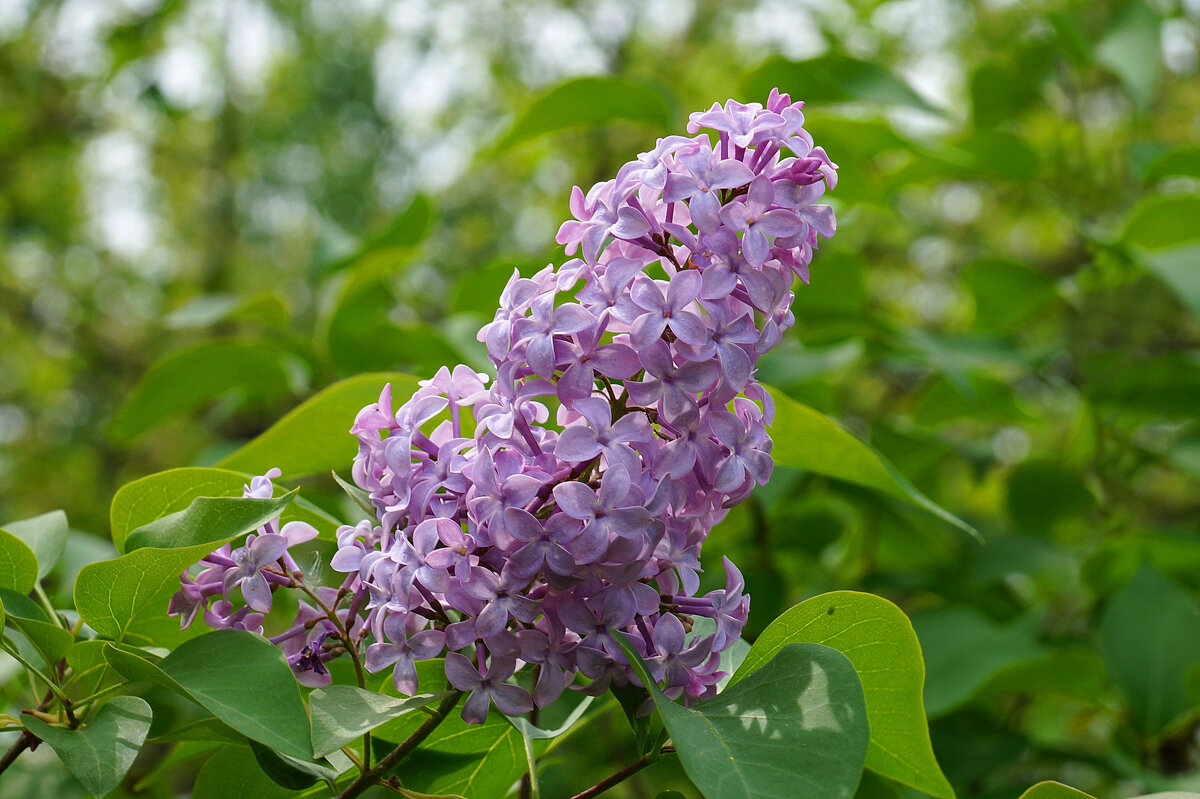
[766,387,975,538]
[911,607,1043,718]
[217,373,423,480]
[123,490,297,553]
[1,510,68,580]
[1006,459,1094,535]
[491,77,674,152]
[20,696,153,798]
[1122,195,1200,250]
[1142,147,1200,183]
[0,587,74,667]
[318,195,434,278]
[1100,563,1200,737]
[106,339,294,443]
[106,631,313,760]
[0,528,38,594]
[1018,782,1096,799]
[627,639,869,799]
[1083,532,1200,597]
[110,467,256,553]
[961,258,1058,334]
[325,268,466,376]
[164,291,289,330]
[742,54,940,114]
[1136,244,1200,317]
[75,493,294,647]
[397,719,525,799]
[193,745,301,799]
[249,739,340,791]
[730,592,952,799]
[1096,0,1161,109]
[310,686,447,757]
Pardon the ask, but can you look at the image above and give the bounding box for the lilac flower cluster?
[341,91,837,721]
[169,92,836,722]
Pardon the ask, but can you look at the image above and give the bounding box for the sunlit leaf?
[75,493,294,647]
[310,686,447,757]
[0,528,38,594]
[491,77,673,152]
[217,373,423,479]
[1096,0,1161,109]
[1,510,68,580]
[767,388,976,538]
[318,194,434,278]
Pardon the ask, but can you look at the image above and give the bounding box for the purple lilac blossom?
[172,91,836,722]
[340,90,836,720]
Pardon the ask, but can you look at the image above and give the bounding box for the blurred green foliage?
[2,0,1200,796]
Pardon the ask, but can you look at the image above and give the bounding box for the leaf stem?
[32,584,64,629]
[335,691,461,799]
[0,642,70,706]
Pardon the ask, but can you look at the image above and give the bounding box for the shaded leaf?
[0,587,74,667]
[629,639,869,799]
[731,591,952,799]
[912,608,1043,718]
[318,195,434,278]
[106,630,313,761]
[1100,563,1200,737]
[106,339,294,443]
[21,696,152,798]
[192,745,301,799]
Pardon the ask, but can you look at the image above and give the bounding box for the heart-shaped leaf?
[105,631,313,761]
[731,591,952,799]
[623,636,869,799]
[217,373,422,480]
[1,510,68,579]
[75,491,295,647]
[0,528,38,594]
[21,696,153,798]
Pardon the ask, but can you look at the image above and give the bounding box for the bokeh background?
[2,0,1200,796]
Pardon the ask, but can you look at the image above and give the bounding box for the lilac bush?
[170,89,837,723]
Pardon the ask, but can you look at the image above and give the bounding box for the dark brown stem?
[567,751,657,799]
[335,692,461,799]
[0,688,57,777]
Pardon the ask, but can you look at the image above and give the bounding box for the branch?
[335,691,462,799]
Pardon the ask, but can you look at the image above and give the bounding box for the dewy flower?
[173,90,837,725]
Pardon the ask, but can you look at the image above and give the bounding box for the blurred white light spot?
[993,427,1031,464]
